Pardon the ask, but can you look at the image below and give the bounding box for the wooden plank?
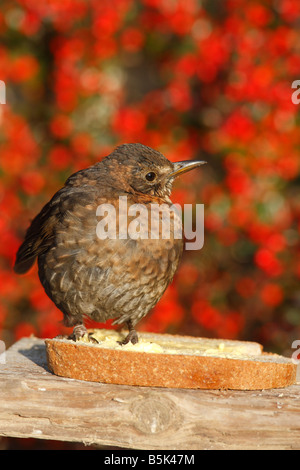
[0,337,299,450]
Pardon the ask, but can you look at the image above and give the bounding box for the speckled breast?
[38,197,184,326]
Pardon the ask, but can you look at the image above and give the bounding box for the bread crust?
[45,331,297,390]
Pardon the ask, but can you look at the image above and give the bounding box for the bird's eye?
[145,172,156,182]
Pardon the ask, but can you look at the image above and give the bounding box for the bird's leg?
[118,320,139,345]
[68,323,88,341]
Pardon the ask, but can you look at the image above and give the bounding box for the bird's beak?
[168,160,207,179]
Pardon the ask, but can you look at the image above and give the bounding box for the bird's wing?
[14,197,58,274]
[13,183,98,274]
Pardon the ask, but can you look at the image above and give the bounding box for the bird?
[14,143,206,345]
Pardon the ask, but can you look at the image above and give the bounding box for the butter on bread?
[45,329,297,390]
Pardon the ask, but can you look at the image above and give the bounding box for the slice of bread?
[45,329,297,390]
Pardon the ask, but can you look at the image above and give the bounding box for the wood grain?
[0,337,300,450]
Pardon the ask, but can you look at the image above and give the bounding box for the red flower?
[50,114,73,139]
[218,312,244,339]
[260,284,284,307]
[49,145,72,170]
[235,277,256,298]
[20,171,45,195]
[15,322,37,341]
[221,110,255,143]
[20,11,41,36]
[112,107,147,139]
[254,248,282,276]
[10,55,39,82]
[192,300,222,330]
[121,28,144,52]
[71,133,92,155]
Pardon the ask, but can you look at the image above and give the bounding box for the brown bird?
[14,144,206,344]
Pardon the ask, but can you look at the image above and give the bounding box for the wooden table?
[0,337,299,450]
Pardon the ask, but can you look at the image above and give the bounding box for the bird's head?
[104,143,206,203]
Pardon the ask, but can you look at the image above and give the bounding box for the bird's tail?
[14,240,38,274]
[14,199,53,274]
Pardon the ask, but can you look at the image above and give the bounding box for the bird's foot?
[118,327,139,346]
[68,324,88,341]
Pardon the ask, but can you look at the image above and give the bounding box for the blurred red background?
[1,0,300,357]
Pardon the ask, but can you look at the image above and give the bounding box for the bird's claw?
[68,324,88,341]
[118,328,139,346]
